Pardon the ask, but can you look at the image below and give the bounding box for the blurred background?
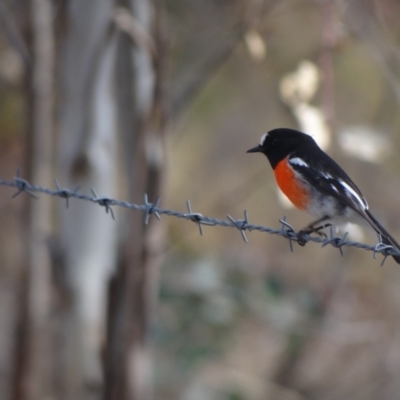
[1,0,400,399]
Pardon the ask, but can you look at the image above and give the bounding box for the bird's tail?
[365,209,400,264]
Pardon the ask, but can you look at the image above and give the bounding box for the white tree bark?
[58,0,118,396]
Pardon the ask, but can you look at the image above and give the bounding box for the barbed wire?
[1,170,399,265]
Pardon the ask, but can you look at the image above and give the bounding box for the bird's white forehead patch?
[289,157,308,167]
[259,133,268,146]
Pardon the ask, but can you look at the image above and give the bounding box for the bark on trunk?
[14,0,55,399]
[57,0,119,397]
[105,1,167,399]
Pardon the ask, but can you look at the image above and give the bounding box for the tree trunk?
[105,0,167,399]
[14,0,55,398]
[57,0,119,398]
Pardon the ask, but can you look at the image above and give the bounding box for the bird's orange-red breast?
[273,157,310,210]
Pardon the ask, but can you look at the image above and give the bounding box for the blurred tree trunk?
[9,1,255,399]
[105,0,167,399]
[57,0,167,398]
[57,0,119,398]
[13,0,55,398]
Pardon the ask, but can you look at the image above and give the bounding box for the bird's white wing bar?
[338,179,368,210]
[329,184,339,193]
[289,157,308,168]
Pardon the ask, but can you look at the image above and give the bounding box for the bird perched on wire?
[247,127,400,264]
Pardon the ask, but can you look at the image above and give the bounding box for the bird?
[247,127,400,264]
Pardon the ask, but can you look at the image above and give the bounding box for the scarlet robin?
[247,128,400,264]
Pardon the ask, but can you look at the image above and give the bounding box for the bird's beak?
[246,145,262,153]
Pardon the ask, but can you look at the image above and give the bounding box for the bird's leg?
[298,216,331,246]
[306,223,332,236]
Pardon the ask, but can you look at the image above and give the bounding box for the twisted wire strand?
[1,172,398,265]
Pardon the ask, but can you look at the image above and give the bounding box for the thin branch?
[113,6,157,58]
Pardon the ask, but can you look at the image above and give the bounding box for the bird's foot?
[297,230,308,246]
[298,228,328,246]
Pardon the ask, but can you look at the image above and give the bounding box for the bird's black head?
[247,128,317,168]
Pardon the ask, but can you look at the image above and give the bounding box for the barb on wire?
[1,171,400,264]
[91,188,115,220]
[279,216,296,252]
[54,179,80,208]
[373,242,392,267]
[320,226,345,257]
[143,194,161,225]
[12,169,38,199]
[184,200,216,236]
[227,210,250,242]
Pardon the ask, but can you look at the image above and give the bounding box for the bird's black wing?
[287,150,368,215]
[288,150,400,263]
